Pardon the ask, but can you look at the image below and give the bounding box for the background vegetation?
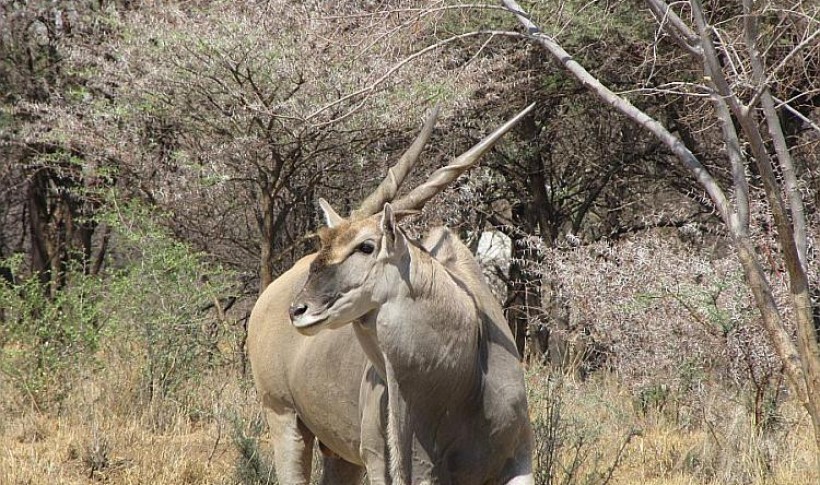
[1,0,818,483]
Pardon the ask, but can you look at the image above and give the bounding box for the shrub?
[0,254,104,407]
[539,231,784,423]
[102,201,239,405]
[529,371,635,485]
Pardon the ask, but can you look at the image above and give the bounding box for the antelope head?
[289,201,410,335]
[288,103,535,335]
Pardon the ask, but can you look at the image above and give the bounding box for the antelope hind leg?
[265,409,315,484]
[319,455,365,485]
[501,438,535,485]
[505,474,535,485]
[501,454,534,485]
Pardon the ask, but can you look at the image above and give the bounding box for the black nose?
[289,303,308,321]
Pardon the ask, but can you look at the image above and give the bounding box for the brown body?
[248,255,374,483]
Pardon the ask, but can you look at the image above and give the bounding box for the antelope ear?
[379,203,407,257]
[319,198,344,228]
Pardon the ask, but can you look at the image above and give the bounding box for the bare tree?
[501,0,820,463]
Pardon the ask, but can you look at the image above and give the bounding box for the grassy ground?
[1,361,816,484]
[0,368,263,485]
[526,372,817,485]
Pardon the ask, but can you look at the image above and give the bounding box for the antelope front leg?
[359,366,390,484]
[265,409,315,484]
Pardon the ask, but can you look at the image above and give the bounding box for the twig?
[773,95,820,135]
[306,30,504,125]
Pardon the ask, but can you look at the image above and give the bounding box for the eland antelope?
[248,104,534,484]
[291,202,534,484]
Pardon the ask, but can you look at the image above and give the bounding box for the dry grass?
[1,356,817,484]
[0,346,266,485]
[527,371,818,485]
[0,376,261,485]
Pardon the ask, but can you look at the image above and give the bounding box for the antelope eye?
[357,241,375,254]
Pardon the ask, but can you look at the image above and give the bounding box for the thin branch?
[685,6,753,235]
[712,27,746,86]
[773,95,820,135]
[501,0,733,229]
[305,30,501,125]
[466,33,496,66]
[747,27,820,109]
[742,0,809,269]
[617,83,712,97]
[350,4,509,61]
[712,90,750,234]
[646,0,701,56]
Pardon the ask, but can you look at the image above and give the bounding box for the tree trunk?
[259,189,275,294]
[506,233,530,358]
[506,226,547,362]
